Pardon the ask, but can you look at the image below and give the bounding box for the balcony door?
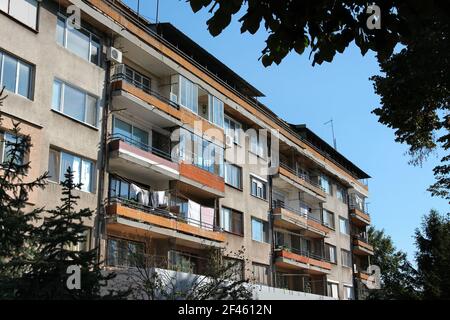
[113,117,149,150]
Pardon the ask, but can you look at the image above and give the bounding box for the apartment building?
[0,0,374,300]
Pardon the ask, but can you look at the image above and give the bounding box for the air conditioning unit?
[225,134,234,148]
[107,47,123,64]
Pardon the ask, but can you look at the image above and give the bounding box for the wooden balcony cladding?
[111,80,224,143]
[278,166,327,199]
[272,207,329,238]
[106,202,226,243]
[349,207,371,226]
[276,250,332,272]
[353,239,374,256]
[179,162,225,194]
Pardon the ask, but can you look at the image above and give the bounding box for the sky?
[123,0,448,260]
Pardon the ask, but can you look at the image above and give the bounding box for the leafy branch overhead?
[187,0,447,66]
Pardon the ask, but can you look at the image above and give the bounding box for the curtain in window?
[252,219,263,242]
[80,159,93,192]
[180,76,198,113]
[7,0,38,29]
[221,208,231,232]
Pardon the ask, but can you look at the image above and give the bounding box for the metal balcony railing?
[108,132,174,162]
[274,273,327,296]
[353,233,370,244]
[279,162,325,192]
[275,245,329,263]
[272,200,323,225]
[107,195,221,233]
[110,64,180,110]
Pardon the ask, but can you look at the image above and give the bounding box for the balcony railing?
[106,249,207,275]
[107,195,221,233]
[274,273,327,296]
[110,64,180,110]
[109,132,174,162]
[279,162,325,192]
[353,233,370,244]
[272,200,323,225]
[275,245,329,263]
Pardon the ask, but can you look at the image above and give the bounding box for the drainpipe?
[268,163,275,287]
[95,37,113,265]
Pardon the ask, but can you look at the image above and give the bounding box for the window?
[250,175,267,200]
[107,238,144,268]
[336,185,347,203]
[0,132,25,165]
[341,249,352,267]
[252,263,269,285]
[0,0,38,29]
[179,75,198,113]
[224,115,242,145]
[112,117,149,149]
[0,50,33,99]
[324,244,337,264]
[322,209,335,229]
[339,217,350,235]
[66,228,91,252]
[327,282,339,299]
[48,148,95,193]
[169,250,200,274]
[220,207,243,236]
[122,65,151,93]
[52,79,98,127]
[209,94,224,127]
[56,15,101,65]
[319,174,332,195]
[344,285,354,300]
[224,162,242,189]
[224,257,244,281]
[179,128,224,176]
[248,129,266,158]
[251,217,268,243]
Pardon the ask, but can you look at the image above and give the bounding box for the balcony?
[272,202,330,238]
[349,204,371,226]
[106,196,226,247]
[178,162,225,197]
[274,247,331,275]
[274,163,326,202]
[110,64,224,142]
[352,235,374,256]
[274,273,327,297]
[108,134,179,182]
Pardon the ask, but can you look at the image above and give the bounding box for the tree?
[0,88,49,298]
[186,0,450,201]
[367,226,419,300]
[125,245,252,300]
[414,210,450,299]
[13,169,117,299]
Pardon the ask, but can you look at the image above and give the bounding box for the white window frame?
[250,175,267,200]
[224,161,242,189]
[0,51,33,99]
[48,148,95,193]
[0,0,39,29]
[339,216,350,235]
[52,79,99,128]
[224,115,242,145]
[56,14,101,66]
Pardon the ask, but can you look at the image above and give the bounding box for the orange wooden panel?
[179,162,225,193]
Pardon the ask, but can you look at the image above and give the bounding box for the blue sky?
[123,0,448,260]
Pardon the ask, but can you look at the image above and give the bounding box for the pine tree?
[415,210,450,299]
[14,168,116,299]
[0,88,48,298]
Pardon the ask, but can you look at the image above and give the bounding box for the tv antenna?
[324,119,337,150]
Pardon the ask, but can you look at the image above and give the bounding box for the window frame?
[250,175,268,200]
[341,249,352,268]
[0,50,34,99]
[224,115,242,145]
[324,243,337,264]
[106,237,145,268]
[224,161,243,190]
[0,0,39,30]
[48,148,96,193]
[339,216,350,235]
[322,209,335,229]
[52,79,99,128]
[220,206,244,236]
[251,217,269,243]
[56,14,102,66]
